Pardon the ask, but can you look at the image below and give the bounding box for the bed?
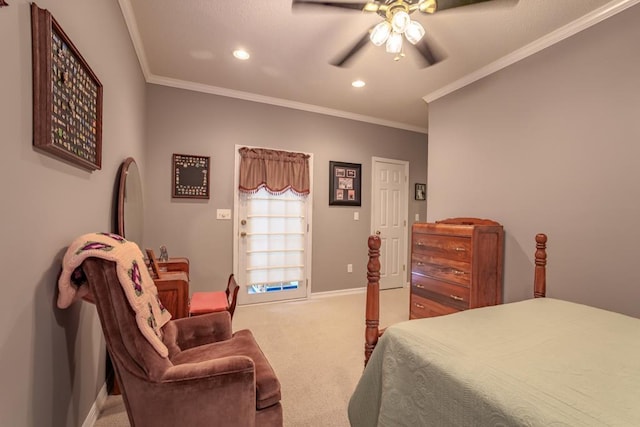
[349,234,640,426]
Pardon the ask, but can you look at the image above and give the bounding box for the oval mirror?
[117,157,144,245]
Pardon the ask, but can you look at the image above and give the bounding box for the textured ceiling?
[119,0,628,133]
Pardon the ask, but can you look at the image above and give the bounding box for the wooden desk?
[155,271,189,319]
[147,253,190,318]
[158,257,190,279]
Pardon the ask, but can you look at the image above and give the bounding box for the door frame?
[370,156,409,288]
[232,144,314,304]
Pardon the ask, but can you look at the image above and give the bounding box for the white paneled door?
[371,157,408,290]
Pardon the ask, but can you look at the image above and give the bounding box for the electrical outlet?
[354,212,359,221]
[347,264,353,273]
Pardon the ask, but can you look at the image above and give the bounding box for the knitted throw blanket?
[57,232,171,357]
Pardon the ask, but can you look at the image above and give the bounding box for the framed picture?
[172,153,210,199]
[31,4,103,171]
[329,161,361,206]
[415,183,426,201]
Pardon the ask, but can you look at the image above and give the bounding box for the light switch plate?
[216,209,231,220]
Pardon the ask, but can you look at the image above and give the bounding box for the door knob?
[375,230,381,235]
[241,219,247,225]
[240,232,247,237]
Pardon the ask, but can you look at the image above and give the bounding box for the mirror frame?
[117,157,143,242]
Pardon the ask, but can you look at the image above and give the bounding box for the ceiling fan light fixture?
[386,31,403,54]
[418,0,437,14]
[404,20,425,45]
[391,10,411,33]
[363,2,380,13]
[370,21,391,46]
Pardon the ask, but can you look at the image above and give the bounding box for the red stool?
[189,274,239,318]
[189,291,228,316]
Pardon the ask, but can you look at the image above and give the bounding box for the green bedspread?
[348,298,640,426]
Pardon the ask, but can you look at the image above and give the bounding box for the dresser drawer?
[412,274,470,311]
[410,294,459,319]
[412,252,471,286]
[412,233,471,262]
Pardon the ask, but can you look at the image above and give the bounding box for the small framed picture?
[415,183,426,201]
[172,153,210,199]
[329,161,361,206]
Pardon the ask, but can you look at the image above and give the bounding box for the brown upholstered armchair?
[82,257,283,426]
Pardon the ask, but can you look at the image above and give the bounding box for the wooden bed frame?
[364,233,548,366]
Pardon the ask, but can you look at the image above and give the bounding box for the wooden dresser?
[153,257,190,319]
[410,218,504,319]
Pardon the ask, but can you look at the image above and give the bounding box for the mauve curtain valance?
[238,147,310,195]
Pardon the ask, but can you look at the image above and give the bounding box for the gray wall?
[428,4,640,316]
[0,1,146,425]
[144,85,428,294]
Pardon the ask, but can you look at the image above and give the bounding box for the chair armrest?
[163,311,233,354]
[161,355,254,382]
[135,356,257,425]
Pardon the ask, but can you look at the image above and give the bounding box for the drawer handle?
[415,284,424,289]
[454,247,466,252]
[416,262,424,266]
[449,294,464,302]
[417,242,425,246]
[436,267,465,275]
[415,303,425,309]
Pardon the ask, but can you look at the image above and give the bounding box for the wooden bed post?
[365,235,381,367]
[534,233,547,298]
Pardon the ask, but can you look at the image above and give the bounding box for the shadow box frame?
[172,153,211,199]
[329,161,362,206]
[31,3,103,171]
[415,183,427,201]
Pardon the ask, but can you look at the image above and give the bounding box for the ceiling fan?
[292,0,518,67]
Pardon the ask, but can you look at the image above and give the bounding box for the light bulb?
[404,21,425,45]
[391,10,410,33]
[386,32,403,54]
[233,49,250,60]
[370,21,391,46]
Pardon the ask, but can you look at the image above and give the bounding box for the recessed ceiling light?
[233,49,250,60]
[352,80,366,88]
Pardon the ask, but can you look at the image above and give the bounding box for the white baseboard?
[311,283,408,299]
[310,287,366,299]
[235,283,408,308]
[82,382,108,427]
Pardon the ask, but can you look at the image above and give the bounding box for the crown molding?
[423,0,640,103]
[148,75,429,134]
[118,0,151,80]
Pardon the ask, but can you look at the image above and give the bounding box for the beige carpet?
[94,286,410,426]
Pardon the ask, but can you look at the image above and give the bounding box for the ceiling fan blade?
[292,0,370,11]
[433,0,518,12]
[410,36,446,68]
[330,32,371,67]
